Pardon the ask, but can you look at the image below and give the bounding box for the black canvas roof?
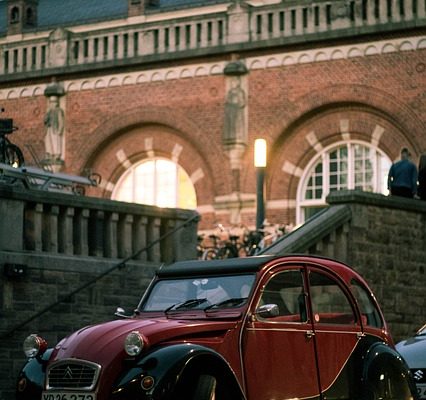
[157,255,276,277]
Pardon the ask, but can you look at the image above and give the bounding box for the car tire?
[365,359,414,400]
[192,374,216,400]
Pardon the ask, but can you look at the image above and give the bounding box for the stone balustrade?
[1,0,424,78]
[0,183,199,263]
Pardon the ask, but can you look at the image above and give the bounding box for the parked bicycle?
[0,111,24,168]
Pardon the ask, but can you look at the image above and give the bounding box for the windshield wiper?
[165,298,209,313]
[204,297,247,311]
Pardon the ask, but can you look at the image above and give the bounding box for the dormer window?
[26,7,35,25]
[10,6,20,24]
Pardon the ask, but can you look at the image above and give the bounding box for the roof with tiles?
[0,0,229,36]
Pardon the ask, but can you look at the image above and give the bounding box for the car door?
[242,266,321,400]
[306,266,362,397]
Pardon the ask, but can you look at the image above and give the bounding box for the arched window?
[297,141,391,224]
[26,7,34,25]
[112,158,197,210]
[10,6,20,23]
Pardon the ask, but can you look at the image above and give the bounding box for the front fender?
[112,343,244,400]
[16,349,54,400]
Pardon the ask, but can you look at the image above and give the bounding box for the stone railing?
[1,0,424,78]
[0,183,199,264]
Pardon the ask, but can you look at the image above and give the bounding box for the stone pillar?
[59,207,74,255]
[147,217,161,262]
[0,199,24,251]
[227,0,250,44]
[48,28,69,68]
[133,216,148,261]
[118,214,133,258]
[105,212,119,258]
[74,209,89,256]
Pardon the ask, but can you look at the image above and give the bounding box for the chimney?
[128,0,159,17]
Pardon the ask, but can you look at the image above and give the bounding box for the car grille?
[46,359,101,391]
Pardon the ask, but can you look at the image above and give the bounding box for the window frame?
[296,140,391,224]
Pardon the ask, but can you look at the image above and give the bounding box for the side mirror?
[256,304,279,319]
[114,307,132,319]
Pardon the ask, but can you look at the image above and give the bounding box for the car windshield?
[141,274,256,312]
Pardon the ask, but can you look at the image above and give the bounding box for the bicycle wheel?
[202,248,218,260]
[4,143,24,167]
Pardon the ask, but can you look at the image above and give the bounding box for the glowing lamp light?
[254,138,267,168]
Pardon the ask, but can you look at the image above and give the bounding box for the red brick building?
[1,0,425,231]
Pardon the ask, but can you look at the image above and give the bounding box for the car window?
[259,269,307,322]
[309,271,357,325]
[350,279,384,328]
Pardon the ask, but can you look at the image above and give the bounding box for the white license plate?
[418,384,426,399]
[42,392,96,400]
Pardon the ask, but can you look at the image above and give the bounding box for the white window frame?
[296,140,391,224]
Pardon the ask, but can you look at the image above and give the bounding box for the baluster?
[74,209,89,256]
[133,216,148,261]
[104,212,119,258]
[392,0,401,21]
[59,207,74,255]
[43,205,59,253]
[87,37,95,63]
[24,203,43,251]
[147,217,161,262]
[118,214,133,258]
[107,34,114,60]
[162,219,176,264]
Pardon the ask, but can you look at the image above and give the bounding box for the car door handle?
[305,330,315,339]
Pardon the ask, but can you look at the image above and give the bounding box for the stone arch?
[76,107,228,207]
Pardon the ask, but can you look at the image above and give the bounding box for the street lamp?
[254,138,267,231]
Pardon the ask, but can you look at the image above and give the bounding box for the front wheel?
[192,375,216,400]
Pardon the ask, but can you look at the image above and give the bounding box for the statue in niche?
[223,77,247,145]
[44,96,65,161]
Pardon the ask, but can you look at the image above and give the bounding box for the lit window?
[112,158,197,210]
[297,141,391,224]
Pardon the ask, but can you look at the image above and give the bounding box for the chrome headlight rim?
[124,331,145,357]
[23,334,47,358]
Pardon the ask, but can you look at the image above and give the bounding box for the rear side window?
[309,271,357,325]
[350,279,383,328]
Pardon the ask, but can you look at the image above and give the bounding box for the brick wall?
[3,47,425,230]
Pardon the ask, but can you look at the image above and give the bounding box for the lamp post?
[254,138,267,231]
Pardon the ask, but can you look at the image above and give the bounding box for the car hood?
[50,316,237,366]
[396,335,426,368]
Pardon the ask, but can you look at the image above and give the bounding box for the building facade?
[1,0,425,231]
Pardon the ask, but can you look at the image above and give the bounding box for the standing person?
[387,148,418,198]
[417,154,426,200]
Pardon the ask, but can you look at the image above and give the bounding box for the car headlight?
[23,334,47,358]
[124,331,144,356]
